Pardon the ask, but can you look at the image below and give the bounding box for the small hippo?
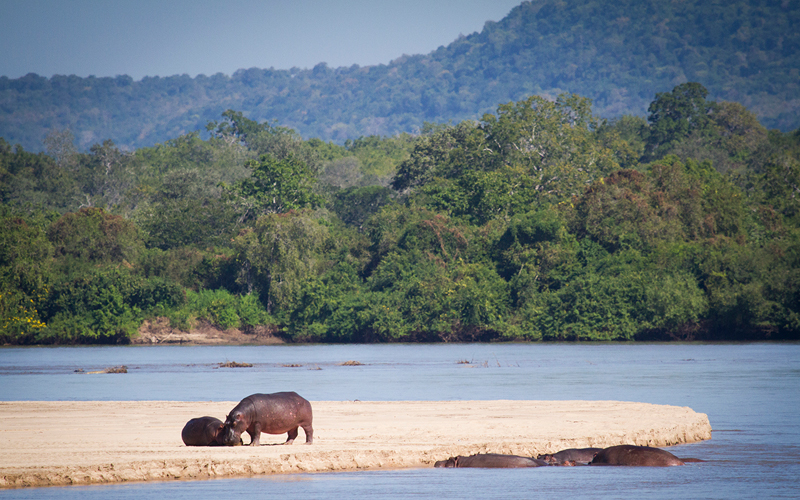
[218,392,313,446]
[537,447,603,465]
[434,454,550,468]
[589,445,685,466]
[181,416,228,446]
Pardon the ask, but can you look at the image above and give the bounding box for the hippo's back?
[590,445,685,466]
[452,454,549,468]
[182,416,224,446]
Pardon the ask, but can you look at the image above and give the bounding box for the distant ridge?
[1,0,797,151]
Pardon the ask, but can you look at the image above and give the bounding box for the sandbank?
[0,400,711,489]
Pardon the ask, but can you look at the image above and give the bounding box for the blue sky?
[2,0,523,80]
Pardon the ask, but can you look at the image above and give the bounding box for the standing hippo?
[434,454,550,468]
[181,416,228,446]
[589,445,685,466]
[537,447,603,465]
[218,392,313,446]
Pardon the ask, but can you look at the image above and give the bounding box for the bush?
[182,289,271,330]
[39,267,185,343]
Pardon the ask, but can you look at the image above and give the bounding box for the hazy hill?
[1,0,798,151]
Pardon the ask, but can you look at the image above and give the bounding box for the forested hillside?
[1,0,798,151]
[2,82,799,344]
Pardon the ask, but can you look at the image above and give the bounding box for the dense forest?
[2,82,799,344]
[1,0,798,152]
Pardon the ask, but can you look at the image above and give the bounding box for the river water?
[0,342,798,499]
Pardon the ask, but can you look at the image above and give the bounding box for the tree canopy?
[1,82,799,344]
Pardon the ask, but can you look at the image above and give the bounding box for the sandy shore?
[0,400,711,489]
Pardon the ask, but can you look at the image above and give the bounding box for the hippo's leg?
[284,426,299,444]
[248,423,262,446]
[302,423,314,444]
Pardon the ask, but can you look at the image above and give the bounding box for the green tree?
[0,209,53,342]
[206,110,272,148]
[232,210,330,313]
[747,130,800,226]
[229,154,324,221]
[0,139,80,212]
[391,121,483,192]
[664,101,770,175]
[645,82,716,160]
[72,140,134,208]
[345,133,414,183]
[208,110,328,172]
[570,170,684,252]
[47,207,144,270]
[493,207,569,284]
[41,267,184,343]
[330,186,396,228]
[134,168,238,249]
[393,94,621,223]
[481,93,619,203]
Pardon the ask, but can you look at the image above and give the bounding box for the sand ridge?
[0,400,712,489]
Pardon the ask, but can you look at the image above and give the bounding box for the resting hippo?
[590,445,685,466]
[538,447,603,465]
[434,454,550,468]
[181,416,228,446]
[218,392,313,446]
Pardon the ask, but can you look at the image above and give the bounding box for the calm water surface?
[1,343,798,499]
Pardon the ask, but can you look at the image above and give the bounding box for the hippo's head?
[434,457,457,468]
[211,421,225,439]
[537,453,556,463]
[217,411,247,446]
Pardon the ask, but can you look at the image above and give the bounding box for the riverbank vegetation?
[2,83,798,344]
